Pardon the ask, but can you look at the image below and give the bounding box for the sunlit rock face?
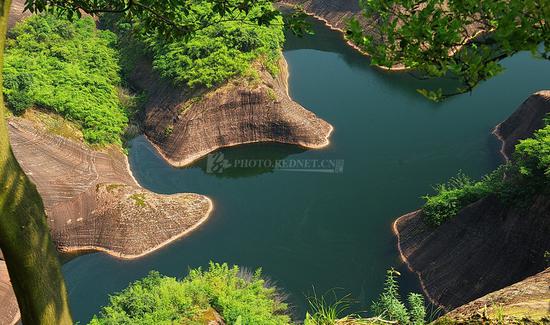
[128,57,332,167]
[394,92,550,310]
[278,0,364,31]
[8,118,213,258]
[441,267,550,323]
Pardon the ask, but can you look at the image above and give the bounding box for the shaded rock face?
[131,57,332,167]
[395,195,550,310]
[8,118,212,258]
[442,267,550,323]
[494,91,550,161]
[394,91,550,310]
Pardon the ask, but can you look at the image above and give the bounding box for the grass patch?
[129,193,147,207]
[22,109,83,141]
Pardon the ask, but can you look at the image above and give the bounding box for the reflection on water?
[64,17,550,323]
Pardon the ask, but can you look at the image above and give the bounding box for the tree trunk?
[0,0,73,323]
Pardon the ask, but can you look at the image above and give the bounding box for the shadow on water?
[128,136,306,179]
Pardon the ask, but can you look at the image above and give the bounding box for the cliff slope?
[129,57,333,167]
[394,91,550,310]
[494,91,550,161]
[438,267,549,324]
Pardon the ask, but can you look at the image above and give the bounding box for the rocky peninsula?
[8,114,213,258]
[394,91,550,313]
[128,56,333,167]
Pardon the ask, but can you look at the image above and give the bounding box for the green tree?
[348,0,550,100]
[0,1,298,323]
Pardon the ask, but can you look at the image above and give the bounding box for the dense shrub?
[423,118,550,227]
[515,125,550,179]
[3,14,127,144]
[89,263,290,325]
[422,172,498,227]
[118,1,284,88]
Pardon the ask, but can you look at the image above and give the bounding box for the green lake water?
[63,18,550,323]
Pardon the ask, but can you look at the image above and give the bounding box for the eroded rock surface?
[441,268,550,324]
[494,91,550,161]
[394,92,550,310]
[8,118,212,258]
[129,57,333,167]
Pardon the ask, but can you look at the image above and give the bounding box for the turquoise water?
[63,19,550,323]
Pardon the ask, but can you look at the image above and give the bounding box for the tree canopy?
[348,0,550,100]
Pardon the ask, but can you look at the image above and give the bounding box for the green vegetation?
[116,0,285,88]
[3,14,127,144]
[347,0,549,100]
[92,265,426,325]
[423,120,550,226]
[129,193,147,207]
[89,263,290,325]
[305,269,427,325]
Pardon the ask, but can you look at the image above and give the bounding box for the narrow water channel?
[63,18,550,323]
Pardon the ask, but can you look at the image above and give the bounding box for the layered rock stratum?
[278,0,365,32]
[394,92,550,311]
[440,267,550,324]
[8,116,213,258]
[128,56,333,167]
[494,91,550,161]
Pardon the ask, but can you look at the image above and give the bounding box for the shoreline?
[392,115,510,309]
[58,197,214,260]
[391,212,446,311]
[278,2,409,72]
[491,123,511,162]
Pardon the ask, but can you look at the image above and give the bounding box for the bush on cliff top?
[116,1,284,88]
[3,14,127,144]
[89,263,290,325]
[423,119,550,227]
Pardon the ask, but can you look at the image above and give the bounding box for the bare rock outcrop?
[394,91,550,310]
[278,0,365,32]
[439,267,550,324]
[8,117,213,258]
[7,0,30,29]
[494,91,550,161]
[130,57,333,167]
